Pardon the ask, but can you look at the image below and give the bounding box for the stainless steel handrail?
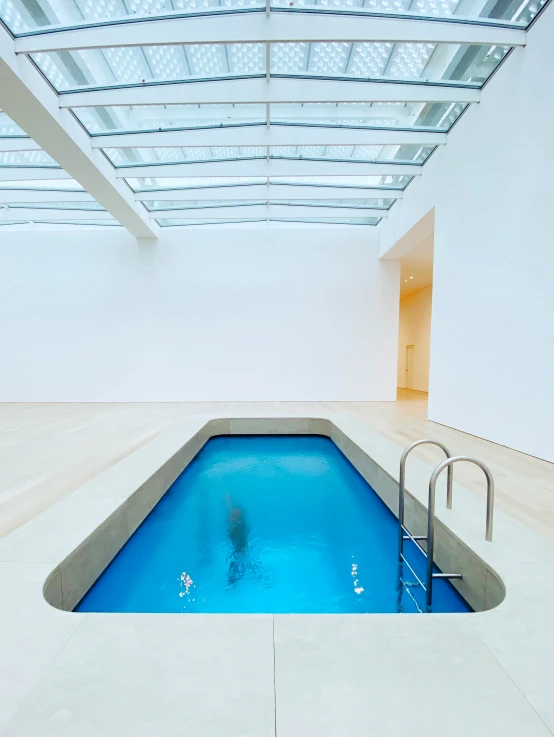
[425,456,495,609]
[398,439,453,562]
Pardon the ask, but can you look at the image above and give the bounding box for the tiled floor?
[1,411,554,737]
[1,392,553,539]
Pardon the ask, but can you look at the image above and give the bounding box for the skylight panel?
[103,147,266,166]
[269,175,411,187]
[143,199,266,210]
[0,0,264,34]
[272,102,465,131]
[127,176,266,191]
[31,44,265,93]
[268,145,433,162]
[0,179,84,190]
[0,111,27,136]
[157,218,266,226]
[73,104,267,134]
[270,42,508,86]
[271,217,380,224]
[0,150,59,166]
[273,198,393,207]
[2,201,105,210]
[269,0,548,25]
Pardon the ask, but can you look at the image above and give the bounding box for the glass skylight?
[272,216,380,224]
[31,44,266,92]
[30,41,509,93]
[269,175,411,188]
[0,179,84,190]
[0,0,545,34]
[143,199,266,210]
[0,0,264,35]
[270,42,510,87]
[104,146,266,166]
[0,110,28,136]
[269,144,434,163]
[127,176,266,191]
[0,219,121,226]
[73,104,267,135]
[272,198,393,208]
[271,102,466,131]
[157,218,266,226]
[270,0,547,25]
[1,201,105,210]
[0,150,59,166]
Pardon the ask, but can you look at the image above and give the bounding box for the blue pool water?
[77,435,471,614]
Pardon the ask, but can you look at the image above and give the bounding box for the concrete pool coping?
[0,413,553,737]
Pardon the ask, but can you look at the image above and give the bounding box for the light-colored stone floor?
[1,392,553,540]
[2,411,554,737]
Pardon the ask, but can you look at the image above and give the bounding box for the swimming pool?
[76,435,471,614]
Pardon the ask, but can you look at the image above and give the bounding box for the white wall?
[0,227,400,402]
[380,4,554,463]
[397,285,432,392]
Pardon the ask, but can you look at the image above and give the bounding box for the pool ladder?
[398,440,495,612]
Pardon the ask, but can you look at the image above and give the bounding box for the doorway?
[405,345,414,389]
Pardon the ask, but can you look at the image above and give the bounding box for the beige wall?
[397,285,432,392]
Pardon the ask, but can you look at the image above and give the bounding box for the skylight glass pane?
[0,0,263,35]
[272,217,380,224]
[271,102,466,131]
[270,42,510,87]
[0,150,59,167]
[273,198,393,208]
[104,147,266,167]
[0,0,546,33]
[127,176,266,191]
[3,201,105,210]
[0,111,27,137]
[269,144,433,163]
[31,44,266,93]
[270,175,410,188]
[157,218,265,226]
[0,219,120,226]
[73,104,267,134]
[270,0,548,26]
[0,179,84,190]
[144,199,266,210]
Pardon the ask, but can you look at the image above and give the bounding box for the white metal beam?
[0,24,157,237]
[151,204,388,219]
[61,78,480,108]
[93,127,446,148]
[135,184,404,201]
[15,15,525,53]
[0,188,94,202]
[0,207,113,220]
[0,138,41,151]
[116,161,422,177]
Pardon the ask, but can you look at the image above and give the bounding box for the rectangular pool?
[76,435,471,614]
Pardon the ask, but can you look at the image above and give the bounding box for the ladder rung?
[403,535,427,541]
[432,573,463,580]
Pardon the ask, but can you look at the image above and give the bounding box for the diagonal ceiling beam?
[0,24,157,237]
[14,15,526,53]
[115,161,422,178]
[93,127,446,148]
[135,185,404,201]
[60,79,480,107]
